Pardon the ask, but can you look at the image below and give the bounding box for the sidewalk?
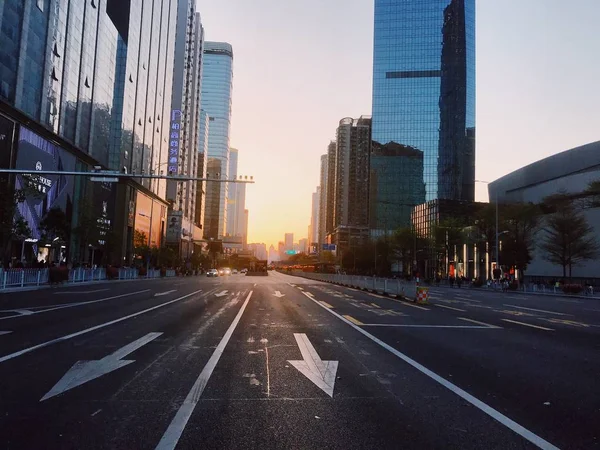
[428,283,600,301]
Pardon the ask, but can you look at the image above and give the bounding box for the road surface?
[0,272,598,449]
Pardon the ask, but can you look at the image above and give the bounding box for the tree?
[133,230,150,264]
[391,227,416,276]
[540,194,599,279]
[472,203,499,277]
[72,200,103,263]
[499,203,540,280]
[39,207,71,263]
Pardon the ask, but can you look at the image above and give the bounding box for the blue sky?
[197,0,600,247]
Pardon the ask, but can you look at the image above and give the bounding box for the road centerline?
[504,304,569,316]
[155,290,253,450]
[501,319,554,331]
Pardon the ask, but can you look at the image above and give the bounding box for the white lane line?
[435,304,466,312]
[0,290,151,321]
[0,331,12,336]
[501,319,554,332]
[362,324,496,329]
[300,292,558,450]
[54,289,110,295]
[504,305,570,316]
[0,289,203,364]
[367,293,430,311]
[458,317,500,329]
[155,291,253,450]
[507,295,528,300]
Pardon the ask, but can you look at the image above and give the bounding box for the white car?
[206,269,219,277]
[232,269,238,274]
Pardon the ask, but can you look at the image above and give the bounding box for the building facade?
[225,148,246,240]
[201,41,233,239]
[371,0,475,226]
[0,0,178,265]
[370,142,425,236]
[489,141,600,282]
[310,187,320,247]
[284,233,293,252]
[331,116,371,253]
[194,109,209,232]
[166,2,205,258]
[318,152,329,246]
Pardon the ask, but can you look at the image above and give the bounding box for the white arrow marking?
[154,290,177,297]
[273,291,285,298]
[288,333,338,397]
[41,332,163,401]
[215,290,229,298]
[0,331,12,336]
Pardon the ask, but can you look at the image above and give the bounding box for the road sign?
[90,176,119,183]
[321,244,336,251]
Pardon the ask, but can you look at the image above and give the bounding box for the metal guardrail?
[0,266,178,290]
[291,272,417,299]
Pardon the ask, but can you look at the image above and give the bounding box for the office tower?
[298,238,308,254]
[268,244,278,262]
[243,209,248,248]
[167,2,205,258]
[201,42,234,239]
[310,187,320,246]
[278,241,285,260]
[248,243,267,261]
[318,153,329,246]
[226,148,246,238]
[330,116,371,252]
[371,0,475,227]
[325,141,336,239]
[195,110,209,228]
[370,142,426,235]
[0,0,178,264]
[284,233,293,251]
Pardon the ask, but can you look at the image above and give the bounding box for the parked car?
[232,269,238,274]
[207,269,219,277]
[241,268,248,274]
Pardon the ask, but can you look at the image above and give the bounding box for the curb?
[428,285,600,301]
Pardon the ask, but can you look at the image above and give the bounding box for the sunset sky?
[198,0,600,248]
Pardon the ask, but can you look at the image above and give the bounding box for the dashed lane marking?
[319,301,334,309]
[457,317,500,329]
[501,319,554,331]
[504,304,570,316]
[369,303,381,309]
[544,318,589,328]
[0,331,12,336]
[343,315,365,326]
[367,293,430,311]
[435,304,466,312]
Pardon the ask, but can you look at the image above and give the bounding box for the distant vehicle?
[223,267,231,276]
[241,268,248,274]
[207,269,219,277]
[232,269,238,274]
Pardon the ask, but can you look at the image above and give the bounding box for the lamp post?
[475,180,500,278]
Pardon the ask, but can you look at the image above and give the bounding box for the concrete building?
[268,244,278,263]
[310,187,320,247]
[298,238,308,254]
[318,153,329,247]
[1,0,178,265]
[489,141,600,282]
[248,243,267,261]
[226,148,246,241]
[331,117,372,253]
[201,42,233,239]
[194,110,209,233]
[284,233,294,252]
[166,1,205,259]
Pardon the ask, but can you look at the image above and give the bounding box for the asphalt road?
[0,272,598,449]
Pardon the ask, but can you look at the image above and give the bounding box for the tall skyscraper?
[325,141,336,239]
[201,41,234,239]
[310,187,320,246]
[226,148,246,238]
[0,0,178,264]
[268,244,278,262]
[284,233,294,251]
[195,110,209,229]
[331,117,371,252]
[167,1,205,258]
[371,0,475,227]
[318,153,329,246]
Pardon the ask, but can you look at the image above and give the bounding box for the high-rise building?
[243,209,249,248]
[0,0,178,264]
[268,244,278,263]
[278,241,285,260]
[226,148,246,239]
[201,42,234,239]
[195,110,209,229]
[330,117,371,253]
[284,233,294,252]
[166,1,205,258]
[298,238,308,254]
[248,243,267,261]
[325,141,336,239]
[310,187,320,247]
[371,0,475,227]
[318,153,329,246]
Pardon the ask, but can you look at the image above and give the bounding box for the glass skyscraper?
[201,41,233,239]
[371,0,475,229]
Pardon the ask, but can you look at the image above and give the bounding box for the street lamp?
[475,180,500,278]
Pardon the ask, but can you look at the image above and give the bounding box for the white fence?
[0,267,178,290]
[291,272,417,299]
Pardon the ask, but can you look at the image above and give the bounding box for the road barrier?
[416,286,429,304]
[0,266,177,290]
[289,272,418,300]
